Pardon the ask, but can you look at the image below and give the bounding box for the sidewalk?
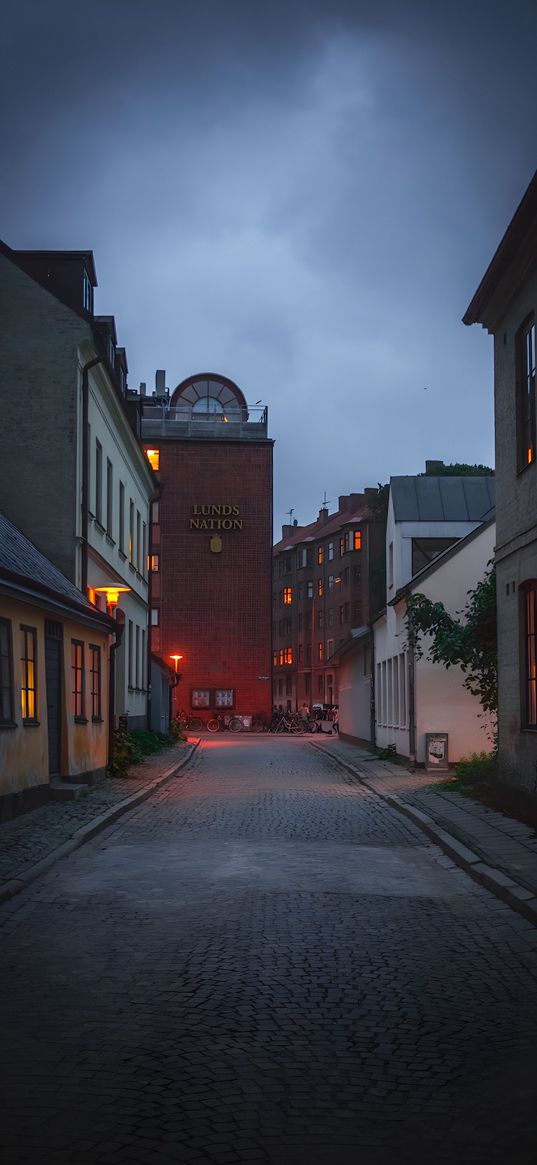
[312,737,537,926]
[0,740,199,904]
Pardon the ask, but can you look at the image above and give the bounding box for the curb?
[310,741,537,928]
[0,739,200,906]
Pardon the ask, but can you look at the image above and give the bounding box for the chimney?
[155,369,166,395]
[338,496,349,512]
[139,381,146,396]
[281,523,303,539]
[318,507,329,523]
[425,460,444,474]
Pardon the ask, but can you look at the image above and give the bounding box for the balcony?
[140,402,268,441]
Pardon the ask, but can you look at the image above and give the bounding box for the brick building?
[272,492,385,711]
[140,372,273,722]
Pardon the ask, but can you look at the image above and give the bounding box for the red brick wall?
[154,439,273,719]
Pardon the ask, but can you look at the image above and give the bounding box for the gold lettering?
[192,505,201,515]
[189,518,200,528]
[221,505,232,516]
[221,519,232,530]
[232,505,239,516]
[232,519,243,529]
[199,519,208,529]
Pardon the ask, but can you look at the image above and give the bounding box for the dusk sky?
[2,0,536,531]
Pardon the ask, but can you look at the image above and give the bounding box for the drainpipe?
[109,616,125,764]
[146,487,161,730]
[369,627,376,747]
[408,633,417,769]
[81,356,102,594]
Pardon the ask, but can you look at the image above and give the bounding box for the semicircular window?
[192,395,224,414]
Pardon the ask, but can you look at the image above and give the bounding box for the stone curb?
[310,741,537,928]
[0,740,200,906]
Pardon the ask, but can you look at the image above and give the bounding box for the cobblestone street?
[1,738,537,1165]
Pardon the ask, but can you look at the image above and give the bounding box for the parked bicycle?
[207,712,244,733]
[175,710,204,732]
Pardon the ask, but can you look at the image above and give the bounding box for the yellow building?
[0,512,115,819]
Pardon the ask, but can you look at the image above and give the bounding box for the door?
[45,622,63,776]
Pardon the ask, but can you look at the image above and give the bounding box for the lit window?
[0,618,14,725]
[317,546,323,565]
[318,641,323,661]
[146,448,160,471]
[279,648,284,665]
[354,530,362,551]
[20,626,37,721]
[71,640,85,720]
[273,651,278,667]
[284,646,293,664]
[283,587,292,604]
[317,579,323,597]
[90,645,101,720]
[150,554,160,572]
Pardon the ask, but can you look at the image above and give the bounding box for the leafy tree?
[422,462,494,477]
[405,564,497,740]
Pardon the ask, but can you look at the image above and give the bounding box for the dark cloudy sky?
[2,1,536,529]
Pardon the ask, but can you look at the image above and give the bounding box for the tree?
[422,462,494,477]
[405,564,497,740]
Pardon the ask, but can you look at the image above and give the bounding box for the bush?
[108,727,175,778]
[451,751,497,787]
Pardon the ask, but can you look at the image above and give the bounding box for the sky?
[2,0,537,532]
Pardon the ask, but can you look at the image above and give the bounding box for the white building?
[338,470,496,764]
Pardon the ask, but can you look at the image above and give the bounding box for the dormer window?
[82,269,93,313]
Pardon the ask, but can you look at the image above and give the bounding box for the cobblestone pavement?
[314,738,537,895]
[1,737,537,1165]
[0,745,191,886]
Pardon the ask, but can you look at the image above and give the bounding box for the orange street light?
[94,585,131,611]
[169,653,184,672]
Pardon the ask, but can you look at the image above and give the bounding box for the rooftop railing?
[140,403,268,440]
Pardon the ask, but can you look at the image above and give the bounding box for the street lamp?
[94,585,131,613]
[169,653,184,721]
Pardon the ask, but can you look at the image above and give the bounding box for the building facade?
[272,492,385,711]
[464,171,537,793]
[0,512,114,819]
[0,241,155,729]
[139,372,273,723]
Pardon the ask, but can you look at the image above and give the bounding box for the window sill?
[94,520,106,535]
[128,562,136,573]
[92,716,104,724]
[118,550,127,561]
[22,719,40,727]
[74,716,88,725]
[517,458,536,479]
[106,534,116,547]
[0,720,17,730]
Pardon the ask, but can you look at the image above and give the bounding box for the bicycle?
[175,710,204,732]
[207,712,243,733]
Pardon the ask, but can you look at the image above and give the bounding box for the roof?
[390,475,495,523]
[273,505,371,553]
[463,170,537,329]
[0,511,114,628]
[3,245,97,286]
[328,625,372,663]
[390,515,496,606]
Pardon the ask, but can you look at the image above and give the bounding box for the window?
[283,587,292,605]
[353,530,362,551]
[128,620,134,688]
[150,554,160,572]
[318,641,324,661]
[317,578,323,597]
[119,482,125,553]
[273,651,278,667]
[89,645,101,720]
[129,500,135,563]
[328,574,334,590]
[151,608,159,626]
[82,268,93,312]
[281,646,293,664]
[318,675,324,695]
[135,625,140,688]
[328,608,334,626]
[297,548,307,569]
[0,618,13,724]
[327,638,334,659]
[317,546,323,565]
[339,534,348,556]
[298,582,303,600]
[298,643,303,662]
[317,611,324,630]
[142,629,146,690]
[142,523,147,577]
[20,626,37,721]
[192,689,211,708]
[145,448,160,471]
[215,689,234,708]
[307,581,314,599]
[136,511,141,571]
[95,440,103,524]
[339,605,345,624]
[388,541,394,588]
[328,542,334,561]
[71,639,85,720]
[517,318,536,470]
[353,565,361,582]
[306,643,312,665]
[524,584,537,726]
[411,537,458,575]
[343,567,350,586]
[151,500,159,524]
[106,459,113,537]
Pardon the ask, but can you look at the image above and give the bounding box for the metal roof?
[390,475,495,523]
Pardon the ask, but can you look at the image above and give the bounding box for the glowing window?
[149,555,160,572]
[20,626,37,721]
[283,646,293,665]
[318,641,324,661]
[283,587,292,605]
[354,530,362,551]
[145,448,160,471]
[317,579,323,597]
[317,546,323,565]
[273,651,278,667]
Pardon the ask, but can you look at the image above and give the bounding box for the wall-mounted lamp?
[94,585,131,612]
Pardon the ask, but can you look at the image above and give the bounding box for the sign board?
[425,733,449,772]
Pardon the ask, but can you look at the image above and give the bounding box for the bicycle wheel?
[207,718,219,733]
[229,716,243,732]
[189,716,204,731]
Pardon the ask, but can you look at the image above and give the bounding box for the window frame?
[89,644,102,721]
[516,316,536,473]
[0,617,14,726]
[95,440,103,526]
[20,625,38,724]
[71,638,86,722]
[523,583,537,728]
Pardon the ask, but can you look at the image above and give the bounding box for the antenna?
[286,507,295,524]
[320,491,332,508]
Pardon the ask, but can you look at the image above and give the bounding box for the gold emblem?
[210,534,222,554]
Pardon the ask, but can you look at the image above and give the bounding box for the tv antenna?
[286,507,295,523]
[320,491,332,508]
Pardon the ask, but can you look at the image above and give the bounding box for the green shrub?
[451,751,497,787]
[108,727,175,778]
